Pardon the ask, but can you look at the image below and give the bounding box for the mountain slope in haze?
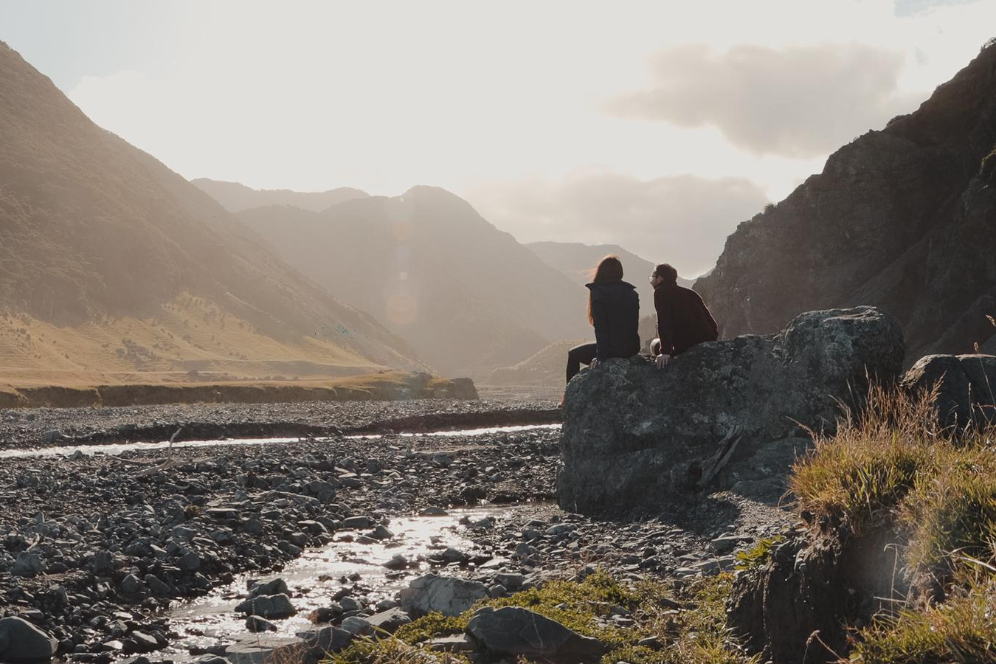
[192,178,369,213]
[234,190,592,378]
[526,240,694,310]
[0,40,423,383]
[697,42,996,363]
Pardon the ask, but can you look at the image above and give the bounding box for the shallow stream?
[0,423,562,459]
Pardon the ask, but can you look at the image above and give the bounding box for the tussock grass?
[851,575,996,662]
[787,382,996,660]
[791,384,944,536]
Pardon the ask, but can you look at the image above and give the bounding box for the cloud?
[894,0,982,18]
[467,172,769,277]
[607,43,922,158]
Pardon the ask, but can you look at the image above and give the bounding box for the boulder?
[559,307,905,513]
[466,606,605,662]
[0,616,59,662]
[902,354,996,429]
[399,574,490,617]
[225,636,304,664]
[234,594,296,619]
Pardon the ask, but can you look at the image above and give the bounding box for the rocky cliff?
[696,43,996,364]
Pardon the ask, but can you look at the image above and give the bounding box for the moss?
[330,636,471,663]
[394,612,469,644]
[734,536,784,571]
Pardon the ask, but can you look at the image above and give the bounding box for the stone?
[225,637,304,664]
[235,594,296,619]
[295,626,353,653]
[427,634,475,652]
[466,606,605,662]
[902,354,996,430]
[364,607,411,634]
[246,616,277,633]
[339,616,372,636]
[249,578,289,599]
[341,516,374,529]
[0,616,59,662]
[559,307,905,513]
[399,574,490,617]
[121,574,144,595]
[11,552,44,578]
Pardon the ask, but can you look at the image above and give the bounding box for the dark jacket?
[587,280,641,361]
[654,282,719,356]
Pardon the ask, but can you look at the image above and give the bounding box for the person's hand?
[590,358,601,370]
[655,354,671,369]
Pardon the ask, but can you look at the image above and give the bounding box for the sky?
[2,0,994,276]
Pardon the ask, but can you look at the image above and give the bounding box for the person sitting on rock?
[565,255,641,386]
[649,262,718,369]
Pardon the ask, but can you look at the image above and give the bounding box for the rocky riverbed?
[0,397,795,663]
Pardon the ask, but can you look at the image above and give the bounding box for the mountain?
[233,190,592,378]
[526,241,694,310]
[696,42,996,363]
[191,178,369,213]
[0,40,424,386]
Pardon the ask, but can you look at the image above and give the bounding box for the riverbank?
[0,401,791,662]
[0,372,478,410]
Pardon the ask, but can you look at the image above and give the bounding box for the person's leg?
[566,342,598,383]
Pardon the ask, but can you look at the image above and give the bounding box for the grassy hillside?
[0,40,425,388]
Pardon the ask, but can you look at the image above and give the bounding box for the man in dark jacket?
[650,263,718,368]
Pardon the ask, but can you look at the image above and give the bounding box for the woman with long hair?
[564,254,641,386]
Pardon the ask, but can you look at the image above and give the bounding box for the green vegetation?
[787,383,996,661]
[329,570,757,664]
[734,536,784,571]
[852,576,996,662]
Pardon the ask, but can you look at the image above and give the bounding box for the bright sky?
[2,0,993,275]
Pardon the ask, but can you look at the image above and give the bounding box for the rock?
[364,607,411,634]
[121,574,144,595]
[11,552,44,578]
[127,632,158,653]
[224,637,304,664]
[246,616,277,633]
[249,578,289,599]
[902,354,996,430]
[341,515,374,529]
[710,535,753,554]
[0,616,59,662]
[427,634,475,652]
[399,574,490,617]
[340,616,372,636]
[559,307,904,513]
[295,626,353,653]
[466,606,605,662]
[235,594,296,619]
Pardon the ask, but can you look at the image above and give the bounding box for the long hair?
[588,255,624,325]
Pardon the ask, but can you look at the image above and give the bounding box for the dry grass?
[787,383,996,660]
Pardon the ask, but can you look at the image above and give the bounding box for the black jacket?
[654,282,719,356]
[587,280,641,361]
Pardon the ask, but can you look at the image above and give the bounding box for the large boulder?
[466,606,605,663]
[0,617,59,662]
[399,574,490,617]
[559,307,904,513]
[902,354,996,429]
